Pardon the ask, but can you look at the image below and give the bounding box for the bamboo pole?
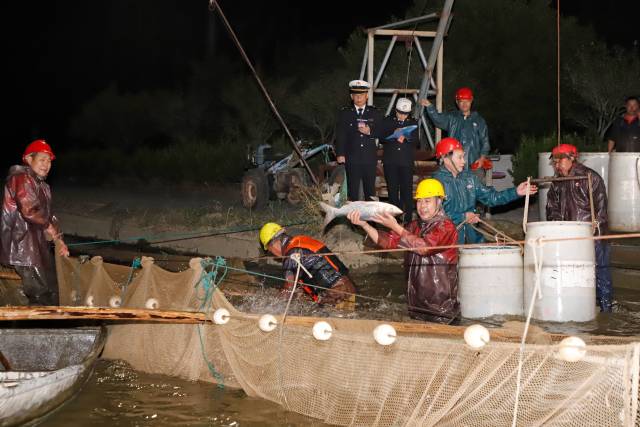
[0,306,209,324]
[0,271,21,281]
[1,306,636,345]
[529,175,588,184]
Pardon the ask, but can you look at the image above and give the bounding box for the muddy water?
[41,254,639,426]
[43,359,328,427]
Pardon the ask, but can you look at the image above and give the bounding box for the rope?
[194,256,228,388]
[251,232,640,262]
[512,237,545,427]
[555,0,561,146]
[66,221,308,248]
[207,0,318,185]
[277,253,311,409]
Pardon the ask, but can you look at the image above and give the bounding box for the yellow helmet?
[259,222,283,250]
[414,178,445,199]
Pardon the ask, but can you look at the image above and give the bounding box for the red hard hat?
[435,137,463,158]
[23,139,56,162]
[551,144,578,159]
[455,87,474,101]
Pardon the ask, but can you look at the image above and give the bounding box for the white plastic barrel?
[578,152,609,193]
[608,152,640,232]
[458,246,523,318]
[537,153,554,221]
[524,221,595,322]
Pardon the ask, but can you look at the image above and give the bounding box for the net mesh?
[54,254,640,426]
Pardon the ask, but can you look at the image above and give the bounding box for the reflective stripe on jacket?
[282,235,348,292]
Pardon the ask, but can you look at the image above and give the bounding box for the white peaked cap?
[349,80,371,93]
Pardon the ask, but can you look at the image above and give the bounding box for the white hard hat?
[395,98,412,113]
[349,80,371,93]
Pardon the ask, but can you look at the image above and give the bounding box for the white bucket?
[608,152,640,232]
[458,246,523,318]
[537,153,554,221]
[578,152,609,193]
[524,221,595,322]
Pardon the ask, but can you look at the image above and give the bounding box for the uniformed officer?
[335,80,384,201]
[381,97,418,223]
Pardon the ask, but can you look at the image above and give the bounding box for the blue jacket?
[433,166,519,243]
[425,104,490,167]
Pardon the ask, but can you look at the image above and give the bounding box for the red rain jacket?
[0,165,59,268]
[378,212,459,322]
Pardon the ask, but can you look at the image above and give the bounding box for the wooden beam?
[372,29,437,37]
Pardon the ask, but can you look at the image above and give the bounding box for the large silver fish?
[319,201,403,228]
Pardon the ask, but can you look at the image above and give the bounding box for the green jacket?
[433,166,518,243]
[425,104,490,167]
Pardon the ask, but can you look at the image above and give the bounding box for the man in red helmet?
[433,137,536,244]
[420,87,490,172]
[0,139,69,305]
[546,144,612,312]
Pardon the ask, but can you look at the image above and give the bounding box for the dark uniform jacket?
[335,105,384,165]
[607,115,640,152]
[377,212,459,322]
[0,165,59,268]
[546,162,608,235]
[380,115,418,166]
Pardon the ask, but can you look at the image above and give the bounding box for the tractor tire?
[241,169,269,209]
[286,169,307,206]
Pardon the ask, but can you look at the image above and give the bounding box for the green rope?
[66,221,308,248]
[122,257,142,294]
[194,256,228,389]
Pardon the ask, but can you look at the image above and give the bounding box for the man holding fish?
[348,179,460,323]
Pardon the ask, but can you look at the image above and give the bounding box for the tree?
[564,44,640,139]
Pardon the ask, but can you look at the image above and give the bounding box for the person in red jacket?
[0,140,69,305]
[348,178,459,323]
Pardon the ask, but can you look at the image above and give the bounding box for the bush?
[510,133,606,184]
[57,139,246,186]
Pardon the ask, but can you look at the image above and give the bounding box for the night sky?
[5,0,639,156]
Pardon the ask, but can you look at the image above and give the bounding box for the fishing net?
[54,254,640,426]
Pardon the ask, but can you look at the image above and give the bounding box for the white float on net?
[213,308,231,325]
[557,336,587,362]
[373,324,396,346]
[85,295,95,307]
[259,314,278,332]
[464,324,490,349]
[145,298,159,310]
[312,321,333,341]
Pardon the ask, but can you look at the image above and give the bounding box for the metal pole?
[436,44,444,142]
[373,36,398,88]
[367,31,374,105]
[359,41,368,80]
[415,0,455,119]
[386,92,399,116]
[209,0,318,185]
